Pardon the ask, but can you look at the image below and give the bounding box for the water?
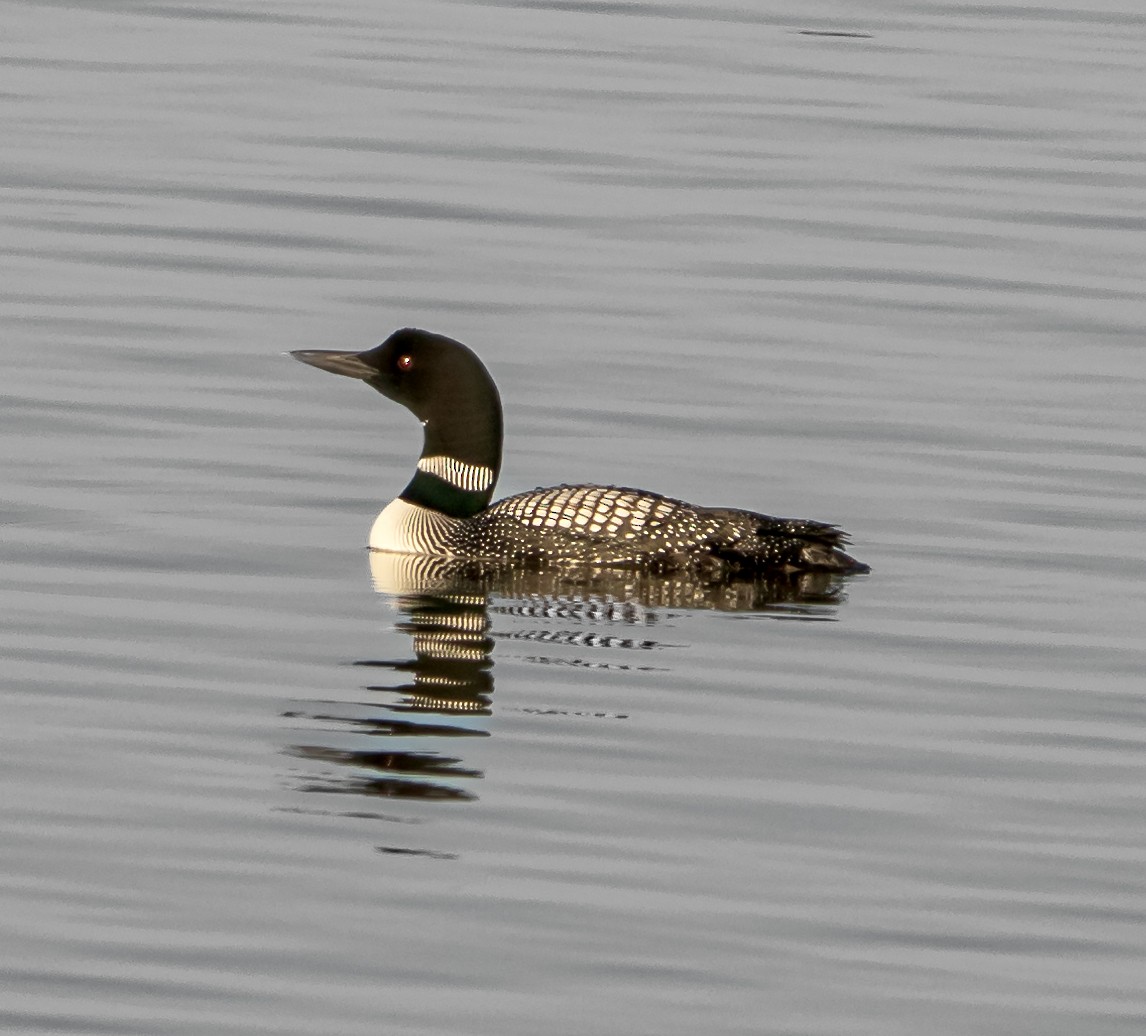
[3,2,1145,1033]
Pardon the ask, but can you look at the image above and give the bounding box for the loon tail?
[703,510,871,576]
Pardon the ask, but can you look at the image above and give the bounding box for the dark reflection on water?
[287,552,861,807]
[371,552,854,617]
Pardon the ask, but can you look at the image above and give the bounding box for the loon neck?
[399,392,503,519]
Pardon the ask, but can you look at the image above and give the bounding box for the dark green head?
[292,328,504,515]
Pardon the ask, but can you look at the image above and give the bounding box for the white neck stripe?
[417,455,495,493]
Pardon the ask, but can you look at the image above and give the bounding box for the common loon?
[291,328,869,576]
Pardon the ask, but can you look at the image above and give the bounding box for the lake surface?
[3,2,1145,1034]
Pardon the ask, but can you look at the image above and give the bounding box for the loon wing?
[474,485,867,574]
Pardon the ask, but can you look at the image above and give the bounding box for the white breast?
[368,497,461,555]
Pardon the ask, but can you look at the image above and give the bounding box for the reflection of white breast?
[368,497,461,554]
[368,550,476,596]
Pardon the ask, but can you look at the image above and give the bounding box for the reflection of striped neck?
[400,454,496,518]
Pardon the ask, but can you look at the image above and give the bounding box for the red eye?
[397,354,414,371]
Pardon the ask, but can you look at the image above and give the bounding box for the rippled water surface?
[4,2,1145,1034]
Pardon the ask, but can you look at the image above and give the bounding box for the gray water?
[3,2,1145,1034]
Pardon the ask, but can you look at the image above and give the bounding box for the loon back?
[291,328,869,575]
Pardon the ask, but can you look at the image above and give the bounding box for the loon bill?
[291,328,870,576]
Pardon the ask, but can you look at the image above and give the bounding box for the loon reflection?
[287,553,857,808]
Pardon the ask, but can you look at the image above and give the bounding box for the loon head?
[291,328,503,517]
